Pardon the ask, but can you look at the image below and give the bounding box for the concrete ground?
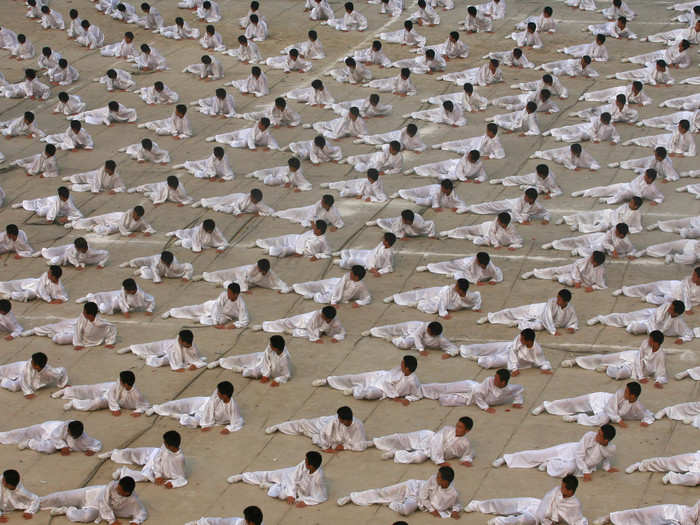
[0,0,698,523]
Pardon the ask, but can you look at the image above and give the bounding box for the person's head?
[42,46,53,59]
[497,212,511,229]
[467,5,477,16]
[449,31,460,43]
[616,15,627,28]
[106,101,121,114]
[624,381,641,402]
[629,196,642,210]
[243,506,263,525]
[201,55,212,66]
[48,265,62,283]
[524,187,539,205]
[226,282,241,302]
[389,140,401,155]
[597,423,616,446]
[404,19,414,30]
[693,267,700,286]
[678,119,690,134]
[217,381,234,402]
[308,30,318,41]
[540,89,551,103]
[202,219,216,233]
[383,232,397,248]
[670,300,686,318]
[462,83,475,97]
[132,205,145,221]
[175,16,185,26]
[581,55,592,67]
[238,35,248,46]
[163,430,181,452]
[258,117,271,131]
[656,59,667,72]
[561,474,578,498]
[612,0,621,6]
[455,278,469,296]
[285,156,301,173]
[41,5,50,14]
[400,209,415,225]
[347,106,360,121]
[251,66,261,78]
[206,24,216,36]
[321,306,337,322]
[31,352,48,371]
[543,6,553,16]
[175,104,187,118]
[337,406,353,426]
[401,355,418,376]
[166,175,180,190]
[73,237,89,254]
[305,451,322,473]
[371,40,382,52]
[320,194,334,211]
[2,470,20,490]
[25,69,37,81]
[119,370,136,391]
[486,122,498,138]
[456,416,473,437]
[596,33,606,45]
[440,179,454,196]
[311,79,324,91]
[426,49,436,61]
[369,94,380,106]
[442,100,454,114]
[140,44,151,56]
[406,124,418,139]
[350,265,366,282]
[494,368,510,388]
[178,329,194,348]
[345,57,356,69]
[270,335,285,354]
[654,146,667,161]
[367,168,379,183]
[120,278,138,297]
[69,120,82,133]
[591,251,605,267]
[83,302,98,322]
[250,188,263,204]
[600,112,611,125]
[209,146,224,162]
[0,299,10,316]
[527,21,536,33]
[313,219,327,236]
[489,58,499,72]
[288,48,299,59]
[615,93,626,110]
[520,328,535,347]
[648,330,664,352]
[22,111,34,124]
[525,101,537,114]
[427,321,443,337]
[117,477,135,497]
[17,34,26,44]
[631,80,643,95]
[154,81,164,92]
[557,289,572,308]
[5,223,19,241]
[614,222,629,238]
[644,168,657,184]
[542,73,553,87]
[437,466,454,488]
[160,250,174,266]
[203,0,211,8]
[68,420,84,439]
[141,2,151,12]
[68,8,78,18]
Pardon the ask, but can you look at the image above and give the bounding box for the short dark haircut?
[558,289,572,303]
[321,306,337,319]
[163,430,181,448]
[562,474,578,493]
[31,352,48,369]
[306,450,322,469]
[438,465,455,483]
[403,355,418,372]
[179,329,194,345]
[2,470,20,487]
[68,420,84,438]
[118,476,135,494]
[315,220,327,234]
[160,251,174,265]
[521,328,535,342]
[427,321,443,335]
[458,416,473,430]
[270,335,285,351]
[337,406,353,421]
[243,506,263,525]
[83,302,99,316]
[601,424,616,441]
[119,370,136,386]
[496,369,510,383]
[49,265,63,279]
[227,282,241,295]
[218,381,234,398]
[626,381,641,398]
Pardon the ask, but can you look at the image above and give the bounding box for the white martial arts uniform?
[327,62,372,84]
[235,460,327,504]
[590,303,694,341]
[183,56,224,80]
[271,414,368,450]
[0,480,39,518]
[336,242,395,274]
[485,297,579,335]
[0,420,101,454]
[53,94,86,116]
[465,196,550,223]
[156,21,200,40]
[422,255,503,282]
[94,69,134,91]
[537,58,598,78]
[201,264,290,293]
[460,335,551,371]
[192,94,236,118]
[323,366,421,400]
[438,63,503,86]
[0,230,32,257]
[326,177,387,202]
[135,84,179,104]
[256,229,331,259]
[68,210,155,236]
[346,474,461,517]
[465,485,587,525]
[571,338,668,383]
[0,271,68,303]
[545,117,619,144]
[539,387,656,426]
[76,286,155,315]
[64,166,126,193]
[574,173,664,205]
[55,381,150,413]
[0,359,68,395]
[208,124,279,150]
[262,309,345,342]
[294,274,371,305]
[530,146,600,171]
[421,375,524,409]
[227,71,269,97]
[491,171,562,197]
[164,292,249,328]
[139,112,191,139]
[527,256,607,289]
[411,154,488,182]
[325,9,368,30]
[558,41,608,62]
[355,127,426,151]
[39,243,109,269]
[127,181,192,205]
[374,425,473,464]
[167,224,228,252]
[274,201,344,229]
[603,501,700,524]
[40,481,147,523]
[10,152,58,177]
[108,446,187,488]
[441,219,523,248]
[150,390,243,432]
[120,337,207,370]
[622,129,696,157]
[370,321,458,355]
[616,275,698,310]
[390,285,481,315]
[209,344,292,382]
[177,153,234,181]
[501,430,615,478]
[371,214,436,238]
[22,313,117,347]
[431,133,505,158]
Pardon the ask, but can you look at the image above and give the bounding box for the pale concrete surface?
[0,0,698,523]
